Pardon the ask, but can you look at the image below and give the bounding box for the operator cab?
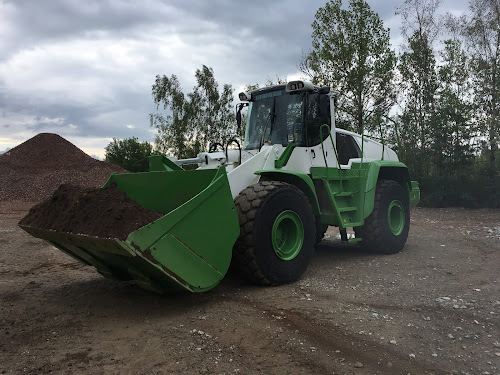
[238,81,332,151]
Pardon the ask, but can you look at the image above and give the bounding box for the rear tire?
[355,179,410,254]
[233,181,315,285]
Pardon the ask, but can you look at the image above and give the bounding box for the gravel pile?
[0,133,127,203]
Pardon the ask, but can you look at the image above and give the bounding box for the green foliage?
[398,31,439,179]
[462,0,500,206]
[150,65,236,159]
[396,0,442,43]
[393,0,500,208]
[432,39,477,171]
[419,149,500,208]
[104,137,154,172]
[150,74,195,159]
[265,76,288,86]
[300,0,397,133]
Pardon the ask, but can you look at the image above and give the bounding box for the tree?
[151,65,236,159]
[396,0,443,44]
[150,74,195,159]
[299,0,397,133]
[462,0,500,206]
[428,39,479,205]
[433,39,476,170]
[396,0,442,184]
[398,31,439,178]
[265,76,288,86]
[104,137,154,172]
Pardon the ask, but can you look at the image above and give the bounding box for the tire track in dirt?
[232,295,447,375]
[309,290,488,323]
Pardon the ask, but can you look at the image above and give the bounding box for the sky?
[0,0,469,158]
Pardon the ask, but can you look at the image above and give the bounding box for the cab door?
[306,92,339,169]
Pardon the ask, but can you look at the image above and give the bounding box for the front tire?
[355,179,410,254]
[315,222,328,245]
[233,181,315,285]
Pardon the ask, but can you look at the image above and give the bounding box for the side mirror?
[235,103,248,130]
[236,108,242,127]
[318,86,330,94]
[319,94,330,117]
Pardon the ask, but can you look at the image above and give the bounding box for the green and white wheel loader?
[20,81,420,293]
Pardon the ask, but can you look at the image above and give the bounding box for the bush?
[104,137,155,172]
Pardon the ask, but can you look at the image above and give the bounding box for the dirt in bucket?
[19,182,163,240]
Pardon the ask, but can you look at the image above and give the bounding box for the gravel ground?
[1,203,499,375]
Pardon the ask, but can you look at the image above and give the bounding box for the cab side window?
[336,133,361,165]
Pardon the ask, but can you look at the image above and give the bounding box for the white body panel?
[282,146,315,174]
[309,137,340,168]
[347,130,399,162]
[226,146,271,198]
[178,82,399,200]
[191,129,397,199]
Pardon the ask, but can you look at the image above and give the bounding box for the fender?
[254,169,321,216]
[362,160,412,217]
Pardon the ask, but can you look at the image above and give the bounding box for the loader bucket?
[20,166,240,293]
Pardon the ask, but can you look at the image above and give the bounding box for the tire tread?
[356,179,409,254]
[233,181,314,285]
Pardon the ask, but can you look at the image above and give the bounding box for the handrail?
[319,123,344,191]
[385,115,402,160]
[362,113,368,165]
[378,113,385,160]
[359,111,402,224]
[361,111,402,161]
[319,124,341,170]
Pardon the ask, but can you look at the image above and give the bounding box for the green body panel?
[255,170,321,215]
[309,161,419,229]
[361,160,412,217]
[21,165,239,293]
[255,161,420,230]
[313,123,419,228]
[364,160,410,191]
[148,154,184,171]
[274,143,298,169]
[310,164,368,227]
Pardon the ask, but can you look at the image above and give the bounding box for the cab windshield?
[243,89,305,150]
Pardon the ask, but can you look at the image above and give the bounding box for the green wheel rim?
[387,200,405,236]
[272,210,304,261]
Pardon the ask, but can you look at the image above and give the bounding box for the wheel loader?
[19,81,420,293]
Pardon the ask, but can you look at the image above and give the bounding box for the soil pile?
[19,183,163,240]
[0,133,127,203]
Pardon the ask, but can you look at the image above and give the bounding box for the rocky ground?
[0,203,499,375]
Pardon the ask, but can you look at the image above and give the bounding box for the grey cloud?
[1,0,178,55]
[0,0,469,155]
